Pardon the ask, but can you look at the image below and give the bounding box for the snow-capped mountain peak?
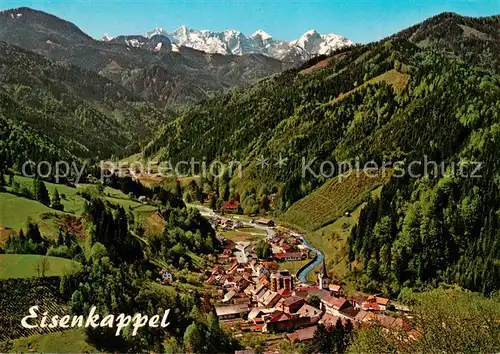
[147,26,166,38]
[102,33,114,42]
[104,25,353,63]
[251,29,272,41]
[303,29,319,37]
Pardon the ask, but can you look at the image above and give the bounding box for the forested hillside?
[393,12,500,72]
[0,40,173,159]
[143,13,500,295]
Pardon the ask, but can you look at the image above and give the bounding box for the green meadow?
[0,176,158,239]
[9,329,96,353]
[0,254,81,279]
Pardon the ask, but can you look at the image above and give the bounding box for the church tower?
[318,260,331,290]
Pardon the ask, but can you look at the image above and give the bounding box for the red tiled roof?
[376,297,390,306]
[277,289,293,297]
[269,312,293,323]
[362,302,381,311]
[252,324,264,331]
[274,252,303,260]
[224,201,240,209]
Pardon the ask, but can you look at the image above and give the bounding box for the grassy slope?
[305,186,383,288]
[281,169,391,231]
[0,254,81,279]
[0,176,157,239]
[15,176,87,215]
[0,192,56,231]
[330,69,410,105]
[9,329,96,353]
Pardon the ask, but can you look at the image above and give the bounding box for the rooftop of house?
[376,297,391,306]
[215,304,249,317]
[354,309,369,322]
[351,295,366,305]
[271,270,291,278]
[260,290,281,306]
[257,218,273,224]
[224,201,240,209]
[223,290,238,302]
[329,284,343,292]
[297,303,323,318]
[339,306,360,319]
[281,296,305,307]
[274,252,304,260]
[277,289,294,298]
[287,325,317,342]
[322,296,350,310]
[294,287,330,301]
[254,284,268,297]
[362,302,381,311]
[268,311,294,323]
[320,313,353,328]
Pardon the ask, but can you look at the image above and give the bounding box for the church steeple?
[318,259,331,290]
[321,260,328,277]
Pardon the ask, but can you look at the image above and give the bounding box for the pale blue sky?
[2,0,499,43]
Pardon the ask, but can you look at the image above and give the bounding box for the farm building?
[215,304,250,320]
[274,252,306,261]
[256,218,275,227]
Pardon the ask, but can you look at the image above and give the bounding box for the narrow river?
[296,237,324,284]
[188,203,325,284]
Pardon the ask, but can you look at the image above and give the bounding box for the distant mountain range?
[0,7,286,106]
[103,26,353,63]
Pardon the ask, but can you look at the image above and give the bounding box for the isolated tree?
[196,185,204,203]
[51,188,64,211]
[260,195,270,211]
[34,257,50,277]
[176,180,183,199]
[223,182,230,201]
[209,195,217,210]
[33,178,50,205]
[306,295,321,308]
[216,197,224,212]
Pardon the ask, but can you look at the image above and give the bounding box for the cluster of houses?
[212,215,308,264]
[203,215,417,348]
[267,229,308,262]
[211,216,275,230]
[215,228,308,266]
[212,217,245,231]
[208,258,417,344]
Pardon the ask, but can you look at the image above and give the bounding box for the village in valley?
[171,209,420,350]
[112,164,420,351]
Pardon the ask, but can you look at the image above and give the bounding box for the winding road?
[188,203,325,284]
